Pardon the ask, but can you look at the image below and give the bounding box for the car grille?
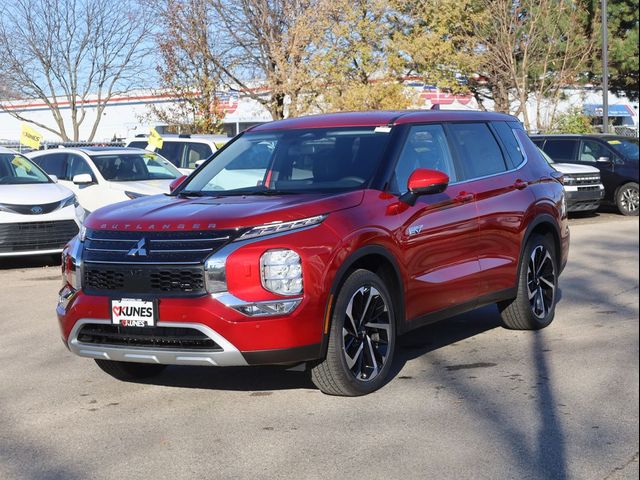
[83,264,206,297]
[77,324,222,350]
[0,220,79,253]
[83,229,238,264]
[0,200,63,215]
[571,174,601,185]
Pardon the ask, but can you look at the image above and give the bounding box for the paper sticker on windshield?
[11,156,32,172]
[608,140,621,145]
[374,126,392,133]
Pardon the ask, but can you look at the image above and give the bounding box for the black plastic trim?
[242,343,322,365]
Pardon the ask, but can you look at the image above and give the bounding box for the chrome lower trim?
[67,319,248,366]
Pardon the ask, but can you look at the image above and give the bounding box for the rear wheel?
[311,269,396,396]
[499,234,558,330]
[94,359,166,380]
[616,182,639,216]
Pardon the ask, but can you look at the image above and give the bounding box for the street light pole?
[602,0,609,133]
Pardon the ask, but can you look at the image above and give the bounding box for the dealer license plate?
[111,298,156,327]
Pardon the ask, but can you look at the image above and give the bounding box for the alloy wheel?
[527,245,556,319]
[620,185,639,214]
[342,285,391,382]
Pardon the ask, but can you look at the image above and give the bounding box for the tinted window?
[542,140,578,162]
[185,143,213,169]
[606,138,638,161]
[67,154,94,180]
[32,153,67,179]
[392,124,456,192]
[579,140,611,163]
[492,122,524,167]
[449,123,507,179]
[185,127,391,194]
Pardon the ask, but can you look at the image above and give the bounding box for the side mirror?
[169,175,188,192]
[194,159,206,168]
[596,156,611,164]
[72,173,93,185]
[48,175,58,183]
[399,169,450,206]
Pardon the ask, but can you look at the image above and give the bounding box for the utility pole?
[602,0,609,133]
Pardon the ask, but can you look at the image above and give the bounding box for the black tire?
[94,359,167,380]
[311,269,396,396]
[498,234,558,330]
[616,182,639,216]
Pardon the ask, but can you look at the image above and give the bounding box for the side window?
[32,153,67,179]
[392,124,457,193]
[579,140,611,163]
[185,143,213,169]
[492,122,525,167]
[448,123,507,180]
[67,155,94,180]
[156,143,185,168]
[542,140,578,163]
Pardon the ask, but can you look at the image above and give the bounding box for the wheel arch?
[320,245,406,357]
[519,214,562,278]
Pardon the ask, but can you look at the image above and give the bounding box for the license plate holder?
[110,298,157,327]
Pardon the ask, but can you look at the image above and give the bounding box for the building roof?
[250,110,518,132]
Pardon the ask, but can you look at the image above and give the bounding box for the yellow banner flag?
[20,123,43,149]
[146,128,164,151]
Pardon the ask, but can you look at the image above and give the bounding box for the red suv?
[58,111,569,396]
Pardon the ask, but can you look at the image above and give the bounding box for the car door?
[65,154,103,212]
[577,139,619,199]
[393,124,483,321]
[447,121,533,296]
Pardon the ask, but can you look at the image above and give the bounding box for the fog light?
[233,299,301,317]
[260,249,302,295]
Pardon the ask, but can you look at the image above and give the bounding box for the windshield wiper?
[176,190,208,197]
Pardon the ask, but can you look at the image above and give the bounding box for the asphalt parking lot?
[0,214,638,480]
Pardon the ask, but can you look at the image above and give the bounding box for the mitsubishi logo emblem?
[127,238,148,257]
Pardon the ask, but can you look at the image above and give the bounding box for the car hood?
[108,179,174,195]
[552,163,600,174]
[85,190,365,231]
[0,182,73,205]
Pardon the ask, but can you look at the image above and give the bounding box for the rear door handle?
[514,179,528,190]
[455,192,475,203]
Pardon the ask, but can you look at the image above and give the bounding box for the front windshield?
[91,152,180,181]
[182,127,392,195]
[607,138,639,161]
[0,153,51,185]
[538,147,555,164]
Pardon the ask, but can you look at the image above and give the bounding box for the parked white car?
[538,148,604,213]
[27,147,182,212]
[125,134,228,170]
[0,147,82,257]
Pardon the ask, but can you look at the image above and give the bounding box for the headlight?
[60,194,78,209]
[125,191,147,199]
[61,237,83,290]
[237,214,326,241]
[563,176,576,186]
[260,249,302,295]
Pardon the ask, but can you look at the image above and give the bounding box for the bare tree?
[0,0,152,141]
[207,0,336,120]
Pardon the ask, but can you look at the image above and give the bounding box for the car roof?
[127,134,225,142]
[0,146,17,154]
[37,146,151,156]
[531,134,636,141]
[249,110,518,132]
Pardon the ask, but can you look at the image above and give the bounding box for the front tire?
[311,269,396,396]
[616,182,639,216]
[498,234,558,330]
[95,359,167,380]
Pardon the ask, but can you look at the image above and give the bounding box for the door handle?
[514,179,528,190]
[455,192,475,203]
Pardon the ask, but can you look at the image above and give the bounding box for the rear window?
[542,140,578,163]
[449,123,508,179]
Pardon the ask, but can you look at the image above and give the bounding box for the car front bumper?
[564,185,605,212]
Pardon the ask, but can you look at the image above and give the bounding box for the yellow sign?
[11,156,32,172]
[20,123,42,149]
[146,128,164,151]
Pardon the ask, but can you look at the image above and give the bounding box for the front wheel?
[616,182,639,216]
[498,234,558,330]
[311,269,396,396]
